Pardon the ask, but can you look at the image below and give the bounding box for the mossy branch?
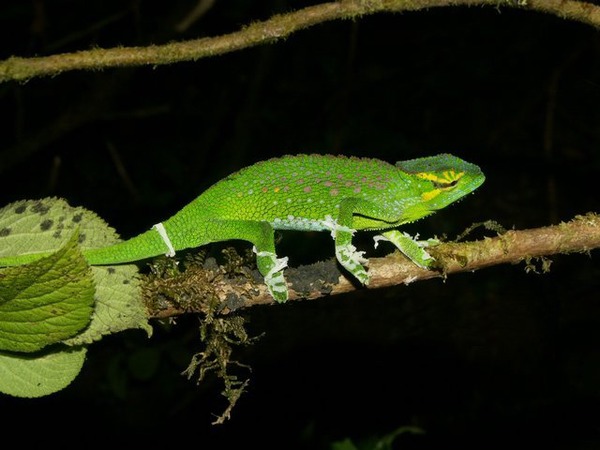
[145,213,600,317]
[1,0,599,83]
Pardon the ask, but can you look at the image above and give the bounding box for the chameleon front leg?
[328,199,370,285]
[373,230,436,269]
[204,219,289,303]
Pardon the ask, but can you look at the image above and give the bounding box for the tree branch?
[147,213,600,318]
[1,0,599,83]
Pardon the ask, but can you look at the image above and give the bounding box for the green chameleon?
[0,154,484,302]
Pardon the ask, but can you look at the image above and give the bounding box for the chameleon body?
[0,154,484,302]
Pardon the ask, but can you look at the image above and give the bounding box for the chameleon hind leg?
[203,219,289,303]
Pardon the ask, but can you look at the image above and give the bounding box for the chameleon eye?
[432,179,459,189]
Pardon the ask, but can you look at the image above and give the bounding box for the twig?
[175,0,216,33]
[106,141,141,203]
[1,0,599,83]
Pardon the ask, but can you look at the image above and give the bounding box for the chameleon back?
[185,154,409,229]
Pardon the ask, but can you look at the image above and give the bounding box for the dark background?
[1,1,600,448]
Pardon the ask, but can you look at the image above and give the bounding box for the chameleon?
[0,154,484,303]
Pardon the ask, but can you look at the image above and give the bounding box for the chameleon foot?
[264,269,289,303]
[254,248,289,303]
[335,242,370,285]
[374,230,435,269]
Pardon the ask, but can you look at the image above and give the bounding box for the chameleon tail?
[0,224,175,267]
[83,225,172,265]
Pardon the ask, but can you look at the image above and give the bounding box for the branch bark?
[147,213,600,318]
[1,0,599,83]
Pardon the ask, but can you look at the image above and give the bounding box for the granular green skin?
[195,155,404,226]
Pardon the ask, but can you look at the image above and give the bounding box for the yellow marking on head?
[416,172,441,182]
[416,170,465,186]
[443,170,464,182]
[421,189,441,201]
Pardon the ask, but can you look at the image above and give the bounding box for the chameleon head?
[395,153,485,220]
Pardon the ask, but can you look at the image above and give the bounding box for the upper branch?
[1,0,599,83]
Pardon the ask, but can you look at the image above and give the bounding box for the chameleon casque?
[0,154,485,302]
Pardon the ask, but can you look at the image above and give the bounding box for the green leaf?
[330,426,425,450]
[331,439,359,450]
[0,198,152,343]
[0,230,95,352]
[0,346,87,397]
[0,198,120,261]
[64,265,152,345]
